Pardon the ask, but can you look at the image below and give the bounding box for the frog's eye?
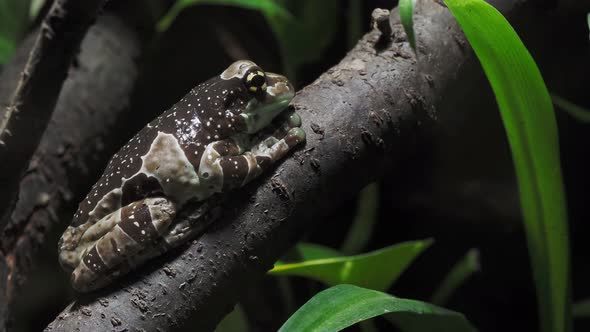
[244,70,267,95]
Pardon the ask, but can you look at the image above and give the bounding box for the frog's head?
[221,60,294,134]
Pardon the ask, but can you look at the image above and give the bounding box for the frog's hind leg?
[70,197,176,292]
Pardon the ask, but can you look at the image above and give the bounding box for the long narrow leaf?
[270,240,432,292]
[278,284,476,332]
[399,0,417,51]
[443,1,571,332]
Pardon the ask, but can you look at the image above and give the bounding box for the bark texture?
[0,15,140,330]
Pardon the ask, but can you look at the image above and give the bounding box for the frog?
[58,60,306,292]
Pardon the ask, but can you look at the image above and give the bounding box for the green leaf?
[270,240,432,292]
[0,0,32,63]
[430,249,480,305]
[340,182,379,255]
[278,284,477,332]
[157,0,292,32]
[551,94,590,123]
[443,1,571,332]
[399,0,417,51]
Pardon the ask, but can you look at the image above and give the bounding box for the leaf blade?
[399,0,417,51]
[278,284,477,332]
[442,1,571,331]
[270,240,432,292]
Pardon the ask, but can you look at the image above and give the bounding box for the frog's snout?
[265,73,295,101]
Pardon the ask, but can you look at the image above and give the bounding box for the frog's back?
[71,76,246,228]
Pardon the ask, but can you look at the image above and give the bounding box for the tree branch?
[44,1,589,331]
[0,0,108,231]
[0,14,141,330]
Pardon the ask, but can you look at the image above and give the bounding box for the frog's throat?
[241,98,291,134]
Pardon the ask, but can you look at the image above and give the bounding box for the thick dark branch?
[0,15,141,330]
[0,0,107,230]
[44,1,587,331]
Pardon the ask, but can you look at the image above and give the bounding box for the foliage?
[278,284,477,332]
[443,0,571,331]
[270,240,432,292]
[399,0,416,51]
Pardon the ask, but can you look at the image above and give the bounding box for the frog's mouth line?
[242,98,293,134]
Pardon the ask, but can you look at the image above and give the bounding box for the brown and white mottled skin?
[58,60,305,292]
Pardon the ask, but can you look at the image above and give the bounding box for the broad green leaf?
[278,284,477,332]
[157,0,292,32]
[0,0,32,63]
[551,94,590,123]
[270,240,432,292]
[444,1,571,332]
[430,249,480,305]
[399,0,417,51]
[340,182,379,255]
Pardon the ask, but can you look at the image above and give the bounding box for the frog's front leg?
[71,197,176,291]
[199,112,305,191]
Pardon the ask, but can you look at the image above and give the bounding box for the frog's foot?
[250,109,305,161]
[70,197,176,292]
[198,116,305,192]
